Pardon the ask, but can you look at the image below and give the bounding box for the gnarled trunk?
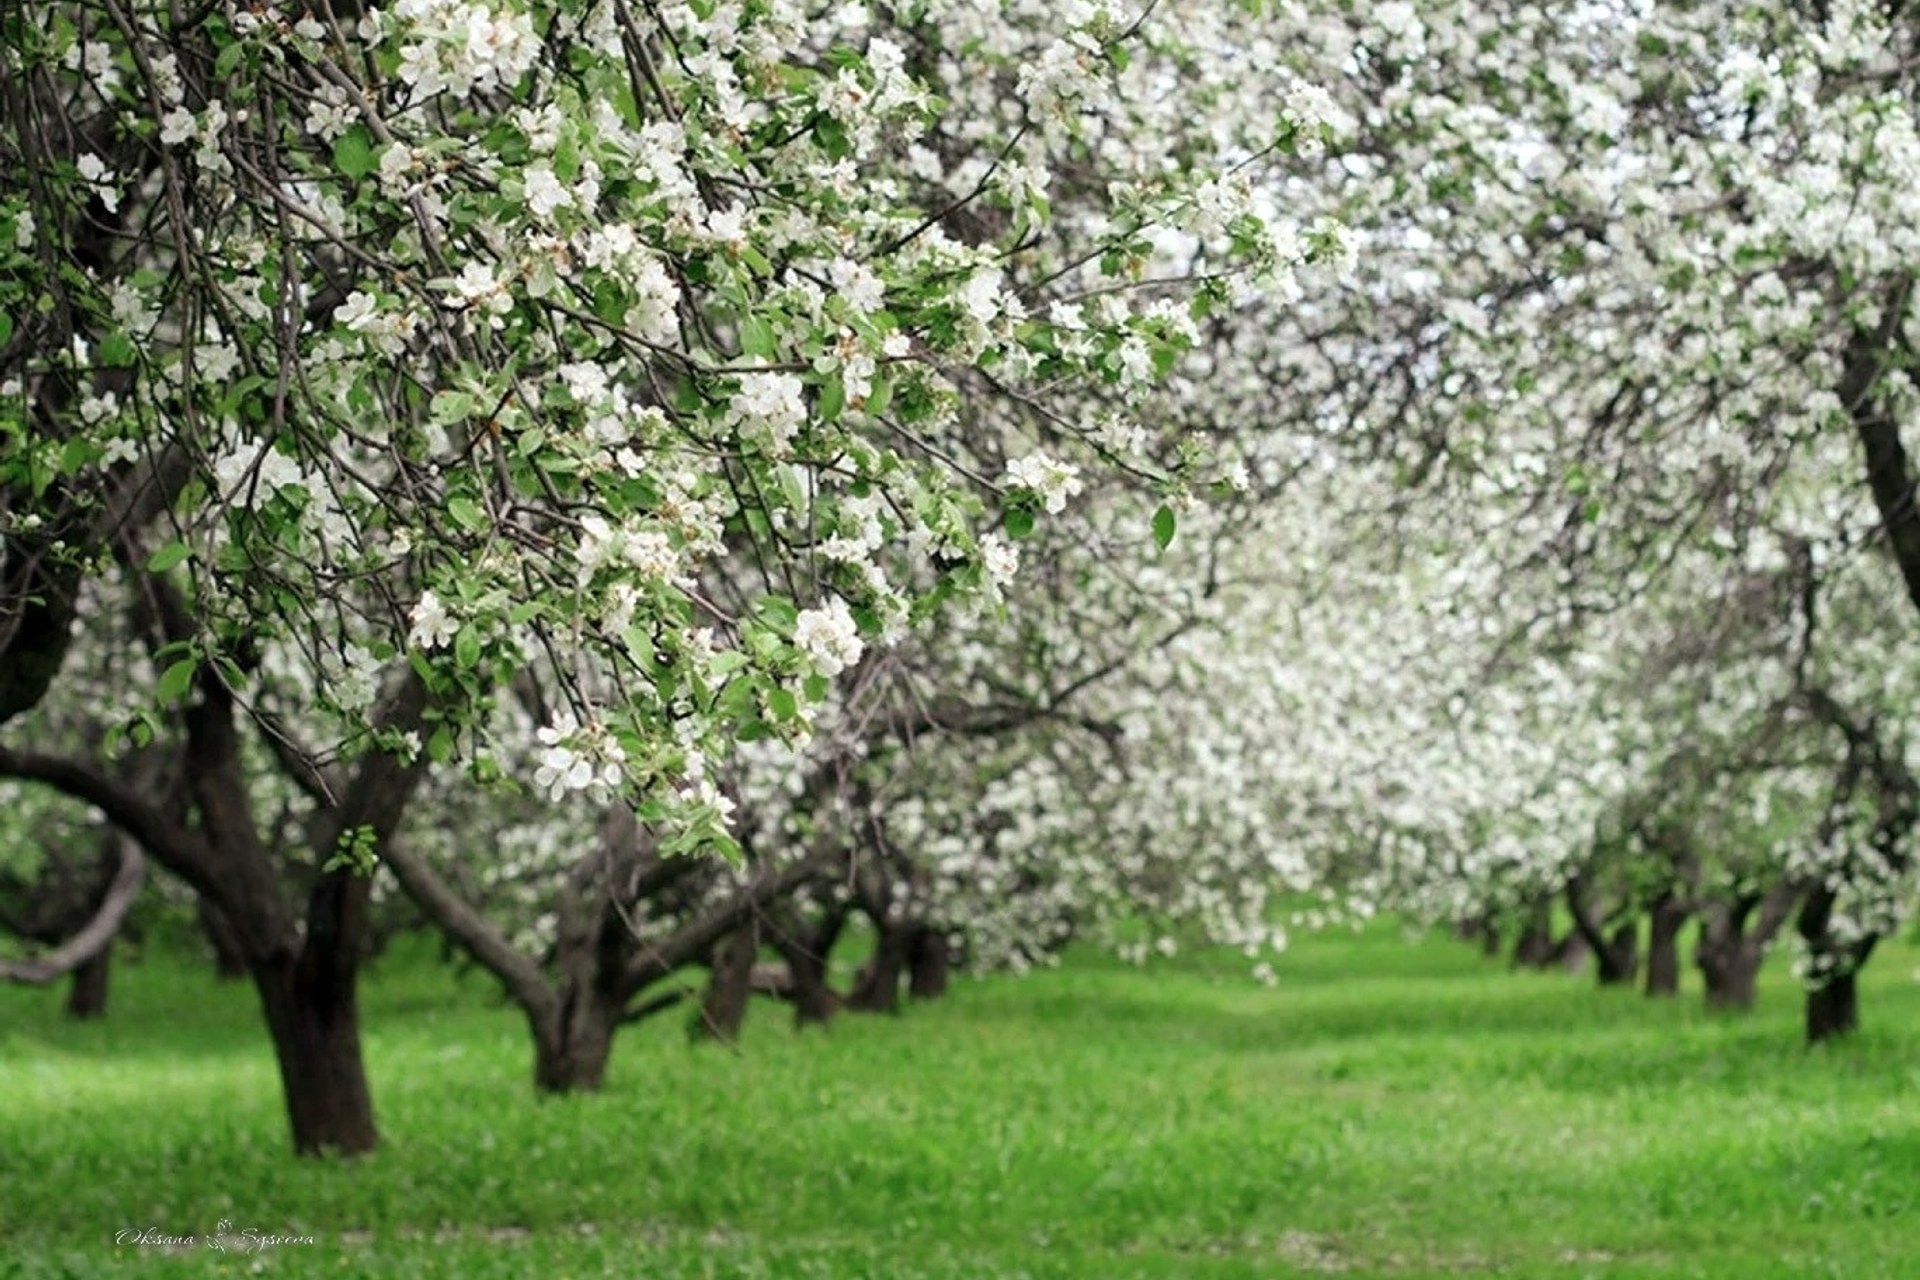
[1695,883,1800,1014]
[1594,922,1638,987]
[1795,872,1886,1045]
[253,959,378,1155]
[1556,929,1591,975]
[785,949,841,1025]
[1697,938,1762,1010]
[1806,972,1859,1043]
[692,924,758,1044]
[908,928,951,1000]
[847,922,911,1013]
[65,946,109,1019]
[764,900,847,1027]
[532,989,619,1093]
[1645,898,1688,997]
[1511,901,1556,969]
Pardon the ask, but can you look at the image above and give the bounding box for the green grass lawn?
[3,924,1918,1278]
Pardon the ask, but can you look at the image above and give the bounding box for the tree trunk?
[692,924,757,1045]
[65,945,109,1019]
[846,922,910,1013]
[1645,900,1687,997]
[1697,940,1761,1011]
[908,928,951,1000]
[532,991,618,1093]
[1594,922,1638,986]
[763,901,847,1027]
[253,960,378,1155]
[1556,929,1591,975]
[786,949,840,1026]
[1511,902,1555,969]
[1806,972,1859,1043]
[199,896,249,980]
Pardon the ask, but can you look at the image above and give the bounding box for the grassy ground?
[2,924,1917,1279]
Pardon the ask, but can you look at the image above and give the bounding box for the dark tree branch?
[0,745,211,885]
[0,837,145,984]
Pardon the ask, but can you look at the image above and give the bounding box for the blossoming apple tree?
[0,0,1334,1151]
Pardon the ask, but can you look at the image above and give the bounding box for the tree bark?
[1556,929,1591,975]
[1596,922,1638,986]
[691,924,758,1045]
[1511,901,1556,969]
[785,948,841,1025]
[65,945,109,1018]
[1645,897,1688,997]
[1697,938,1762,1010]
[198,896,249,980]
[763,899,847,1027]
[846,922,910,1013]
[1695,883,1799,1013]
[531,990,619,1093]
[1795,882,1879,1045]
[908,928,951,1000]
[253,958,378,1155]
[1840,279,1920,615]
[1806,972,1860,1043]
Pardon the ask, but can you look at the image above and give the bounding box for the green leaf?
[814,116,852,160]
[156,657,197,705]
[818,376,846,422]
[453,625,481,670]
[0,311,13,348]
[214,40,245,79]
[758,597,799,631]
[429,390,473,424]
[1004,507,1036,540]
[740,315,776,358]
[334,125,376,181]
[146,541,191,573]
[99,332,137,368]
[58,438,92,475]
[1153,504,1177,551]
[767,686,798,720]
[778,464,808,514]
[447,495,486,531]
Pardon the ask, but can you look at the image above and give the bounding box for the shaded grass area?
[2,925,1918,1277]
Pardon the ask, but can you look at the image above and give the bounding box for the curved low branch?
[0,745,212,884]
[623,846,837,994]
[377,835,557,1022]
[0,837,145,984]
